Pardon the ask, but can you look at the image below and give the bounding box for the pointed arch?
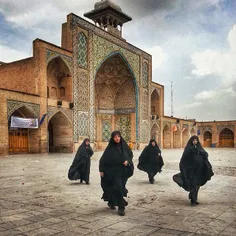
[95,51,139,143]
[48,110,72,127]
[163,124,171,148]
[8,105,39,154]
[151,89,160,117]
[48,111,73,153]
[8,105,38,119]
[47,56,72,74]
[151,123,160,142]
[173,125,181,148]
[204,131,212,147]
[219,128,234,147]
[47,56,72,101]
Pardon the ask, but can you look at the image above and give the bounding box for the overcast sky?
[0,0,236,121]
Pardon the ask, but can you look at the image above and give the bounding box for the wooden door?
[9,129,28,154]
[219,129,234,147]
[204,131,212,147]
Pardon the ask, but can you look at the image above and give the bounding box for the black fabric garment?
[173,136,214,192]
[68,139,94,182]
[137,139,164,179]
[189,186,200,202]
[99,131,134,207]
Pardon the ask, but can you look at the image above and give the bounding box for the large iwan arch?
[94,52,139,149]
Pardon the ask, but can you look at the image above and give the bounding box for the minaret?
[84,0,132,38]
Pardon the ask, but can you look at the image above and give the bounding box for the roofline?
[0,57,33,67]
[33,38,73,54]
[197,120,236,123]
[163,115,196,122]
[151,81,164,87]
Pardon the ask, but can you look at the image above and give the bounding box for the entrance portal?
[48,112,73,153]
[95,53,137,150]
[219,128,234,147]
[8,106,38,154]
[203,131,212,147]
[163,125,171,148]
[151,123,159,143]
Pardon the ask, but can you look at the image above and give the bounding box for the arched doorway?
[151,89,160,118]
[219,128,234,147]
[173,126,181,148]
[151,123,159,143]
[163,125,171,148]
[8,106,38,154]
[48,112,73,153]
[182,128,189,148]
[95,53,137,148]
[204,131,212,147]
[47,57,72,101]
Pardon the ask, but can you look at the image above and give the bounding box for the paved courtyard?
[0,149,236,236]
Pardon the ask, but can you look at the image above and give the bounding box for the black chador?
[68,139,94,184]
[99,131,134,216]
[173,135,214,205]
[138,139,164,184]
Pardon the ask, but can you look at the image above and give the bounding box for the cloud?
[0,44,30,62]
[191,25,236,87]
[146,45,167,70]
[184,102,202,109]
[194,90,217,101]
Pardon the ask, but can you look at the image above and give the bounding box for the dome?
[94,0,122,12]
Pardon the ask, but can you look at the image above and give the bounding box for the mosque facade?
[0,0,235,155]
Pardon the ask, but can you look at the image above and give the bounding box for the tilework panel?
[78,112,89,137]
[47,107,73,126]
[102,120,111,142]
[116,116,131,143]
[77,71,89,111]
[93,35,140,83]
[7,100,40,119]
[140,121,149,142]
[142,62,148,87]
[46,50,72,70]
[71,15,151,61]
[78,32,88,68]
[217,125,234,134]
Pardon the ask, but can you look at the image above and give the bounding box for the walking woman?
[99,131,134,216]
[138,139,164,184]
[173,135,214,205]
[68,139,94,184]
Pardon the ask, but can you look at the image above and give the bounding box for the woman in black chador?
[68,139,94,184]
[173,136,214,206]
[99,131,134,216]
[138,139,164,184]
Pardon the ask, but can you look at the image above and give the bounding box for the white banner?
[11,116,39,129]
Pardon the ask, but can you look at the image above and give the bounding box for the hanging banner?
[11,116,39,129]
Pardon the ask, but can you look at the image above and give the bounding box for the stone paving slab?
[0,149,236,236]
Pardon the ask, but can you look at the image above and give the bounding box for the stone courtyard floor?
[0,148,236,236]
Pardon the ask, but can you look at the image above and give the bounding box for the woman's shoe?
[118,207,125,216]
[80,179,83,184]
[149,178,155,184]
[108,202,116,210]
[190,200,199,206]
